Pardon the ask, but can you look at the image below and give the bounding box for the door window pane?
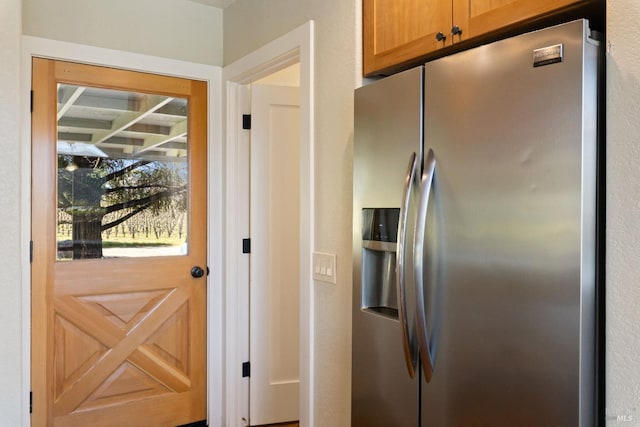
[56,84,189,260]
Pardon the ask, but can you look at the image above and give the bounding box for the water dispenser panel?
[361,208,400,319]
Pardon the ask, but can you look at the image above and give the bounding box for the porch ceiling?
[57,84,189,163]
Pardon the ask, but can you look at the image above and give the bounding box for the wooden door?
[363,0,452,75]
[31,58,208,427]
[249,84,300,426]
[453,0,586,41]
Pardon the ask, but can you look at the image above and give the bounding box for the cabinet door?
[364,0,452,75]
[453,0,586,41]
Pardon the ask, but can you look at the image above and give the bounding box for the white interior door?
[249,84,301,426]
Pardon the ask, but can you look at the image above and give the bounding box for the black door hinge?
[30,90,34,113]
[242,114,251,130]
[30,391,32,414]
[30,241,33,263]
[242,361,250,378]
[242,238,251,254]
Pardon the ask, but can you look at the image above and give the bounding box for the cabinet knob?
[435,32,446,42]
[451,25,462,37]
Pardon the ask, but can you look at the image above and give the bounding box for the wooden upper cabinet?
[363,0,452,76]
[454,0,586,41]
[363,0,591,76]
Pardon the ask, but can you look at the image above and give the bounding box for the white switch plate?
[312,252,337,284]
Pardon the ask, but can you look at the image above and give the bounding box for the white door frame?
[20,36,223,427]
[222,21,315,427]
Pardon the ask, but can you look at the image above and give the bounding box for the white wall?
[225,0,640,425]
[0,0,24,424]
[224,1,360,425]
[23,0,223,66]
[606,0,640,422]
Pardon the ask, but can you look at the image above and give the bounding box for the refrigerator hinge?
[242,361,250,378]
[242,238,251,254]
[242,114,251,130]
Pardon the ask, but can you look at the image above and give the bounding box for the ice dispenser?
[361,208,400,319]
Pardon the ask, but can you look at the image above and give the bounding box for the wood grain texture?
[363,0,589,75]
[363,0,452,75]
[31,59,208,427]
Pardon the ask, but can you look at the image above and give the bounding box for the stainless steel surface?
[352,66,423,427]
[413,148,437,383]
[397,153,419,377]
[420,20,598,426]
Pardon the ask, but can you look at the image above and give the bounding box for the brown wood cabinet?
[363,0,452,76]
[364,0,589,76]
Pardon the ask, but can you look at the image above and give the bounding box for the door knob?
[191,266,205,278]
[451,25,462,37]
[435,32,446,42]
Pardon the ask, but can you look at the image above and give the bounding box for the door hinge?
[30,240,33,263]
[242,114,251,130]
[242,361,250,378]
[30,90,34,113]
[30,391,32,414]
[242,238,251,254]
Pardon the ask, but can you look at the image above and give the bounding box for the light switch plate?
[312,252,337,284]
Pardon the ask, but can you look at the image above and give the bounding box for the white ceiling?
[188,0,236,8]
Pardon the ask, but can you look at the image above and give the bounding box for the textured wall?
[225,1,360,425]
[23,0,223,65]
[606,0,640,423]
[223,0,304,65]
[0,0,23,424]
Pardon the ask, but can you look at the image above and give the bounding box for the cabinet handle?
[451,25,462,37]
[435,32,446,42]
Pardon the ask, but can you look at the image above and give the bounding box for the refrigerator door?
[352,66,423,426]
[419,20,598,426]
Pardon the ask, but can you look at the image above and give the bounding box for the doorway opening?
[223,21,315,427]
[249,64,301,426]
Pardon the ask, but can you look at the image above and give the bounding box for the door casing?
[222,21,315,427]
[21,35,222,427]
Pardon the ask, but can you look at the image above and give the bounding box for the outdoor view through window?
[56,84,189,260]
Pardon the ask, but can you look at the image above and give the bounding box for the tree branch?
[101,203,151,231]
[104,160,151,182]
[104,186,185,215]
[104,184,173,194]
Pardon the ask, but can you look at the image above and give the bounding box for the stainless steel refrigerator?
[352,19,601,426]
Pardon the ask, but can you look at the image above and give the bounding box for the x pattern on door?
[53,288,191,416]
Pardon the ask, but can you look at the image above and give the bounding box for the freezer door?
[352,66,423,426]
[419,20,598,426]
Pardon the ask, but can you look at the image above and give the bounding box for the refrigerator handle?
[414,148,436,382]
[396,152,418,378]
